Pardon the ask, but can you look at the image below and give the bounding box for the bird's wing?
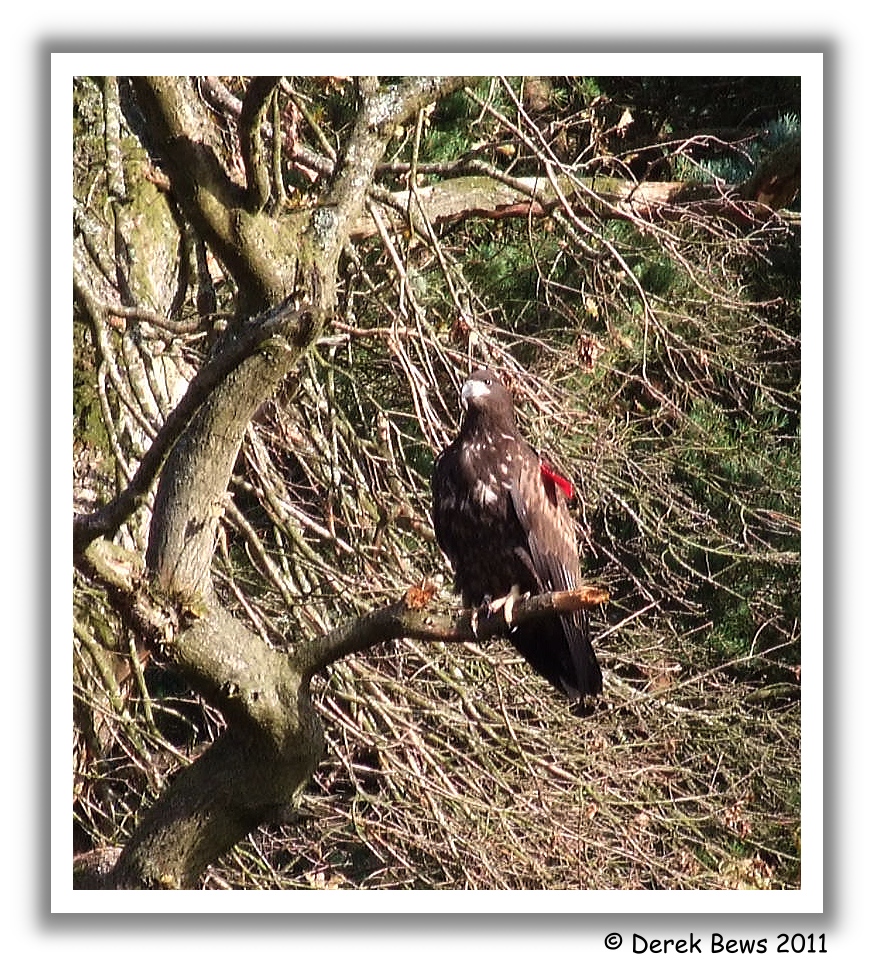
[510,449,602,698]
[431,446,460,567]
[508,446,581,594]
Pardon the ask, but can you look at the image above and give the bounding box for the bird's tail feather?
[561,612,603,700]
[510,613,602,703]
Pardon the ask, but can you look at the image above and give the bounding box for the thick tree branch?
[128,76,291,315]
[344,154,801,241]
[84,78,487,888]
[314,77,469,264]
[197,75,798,245]
[141,79,464,598]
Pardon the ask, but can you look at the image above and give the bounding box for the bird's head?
[461,369,504,408]
[460,369,516,428]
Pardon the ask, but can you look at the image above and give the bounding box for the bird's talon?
[486,585,526,628]
[503,590,517,627]
[487,595,503,616]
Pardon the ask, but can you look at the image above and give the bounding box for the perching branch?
[297,583,608,677]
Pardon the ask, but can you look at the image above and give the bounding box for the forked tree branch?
[81,536,607,690]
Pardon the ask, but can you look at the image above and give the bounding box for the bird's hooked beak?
[460,376,492,409]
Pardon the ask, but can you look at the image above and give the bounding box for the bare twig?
[73,296,307,553]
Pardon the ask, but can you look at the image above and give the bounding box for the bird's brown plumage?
[431,370,602,709]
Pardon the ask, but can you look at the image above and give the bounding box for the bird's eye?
[484,378,492,386]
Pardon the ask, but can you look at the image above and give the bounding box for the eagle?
[431,369,602,710]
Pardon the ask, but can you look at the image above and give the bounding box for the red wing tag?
[540,460,574,500]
